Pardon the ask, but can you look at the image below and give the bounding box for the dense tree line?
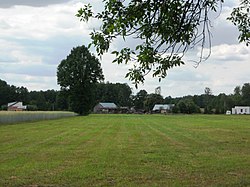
[95,82,132,107]
[0,79,132,112]
[131,84,250,114]
[0,79,58,111]
[163,84,250,114]
[1,78,250,114]
[0,79,29,108]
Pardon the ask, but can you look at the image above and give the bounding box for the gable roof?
[8,102,18,107]
[7,102,27,109]
[234,106,250,109]
[153,104,174,111]
[99,102,117,108]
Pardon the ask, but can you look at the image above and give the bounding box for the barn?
[93,102,118,113]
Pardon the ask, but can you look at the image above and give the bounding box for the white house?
[152,104,175,113]
[232,106,250,115]
[7,102,27,111]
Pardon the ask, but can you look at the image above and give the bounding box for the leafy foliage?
[177,98,200,114]
[132,89,148,110]
[77,0,225,87]
[95,82,132,107]
[228,0,250,46]
[57,46,104,115]
[144,93,164,112]
[241,83,250,105]
[0,79,28,107]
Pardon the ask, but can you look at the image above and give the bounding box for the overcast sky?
[0,0,249,97]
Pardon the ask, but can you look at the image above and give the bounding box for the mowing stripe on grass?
[0,114,249,186]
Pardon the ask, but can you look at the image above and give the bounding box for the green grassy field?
[0,114,249,186]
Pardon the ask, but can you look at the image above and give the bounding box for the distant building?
[232,106,250,114]
[93,102,118,113]
[8,102,27,111]
[152,104,175,114]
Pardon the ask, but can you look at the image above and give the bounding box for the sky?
[0,0,249,97]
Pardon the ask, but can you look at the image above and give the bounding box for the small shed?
[8,102,27,111]
[93,102,118,113]
[152,104,175,113]
[232,106,250,114]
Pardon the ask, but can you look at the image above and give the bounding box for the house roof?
[234,106,250,108]
[8,102,17,107]
[153,104,174,111]
[99,102,117,108]
[7,102,26,109]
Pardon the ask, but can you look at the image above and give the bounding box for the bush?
[177,99,200,114]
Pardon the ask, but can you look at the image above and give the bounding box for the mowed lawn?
[0,115,249,186]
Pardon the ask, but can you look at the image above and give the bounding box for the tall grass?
[0,111,76,124]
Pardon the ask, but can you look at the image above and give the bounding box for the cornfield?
[0,111,76,124]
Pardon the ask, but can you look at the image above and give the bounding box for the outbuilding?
[152,104,175,114]
[232,106,250,114]
[8,102,27,111]
[93,102,118,113]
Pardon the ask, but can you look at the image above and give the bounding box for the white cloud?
[0,0,70,8]
[0,1,90,90]
[0,2,89,40]
[0,73,59,91]
[204,44,250,62]
[216,44,249,61]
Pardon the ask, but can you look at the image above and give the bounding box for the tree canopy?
[1,78,250,114]
[177,98,200,114]
[95,82,132,107]
[77,0,250,87]
[0,79,28,107]
[133,89,148,110]
[144,93,164,112]
[57,45,104,115]
[228,0,250,46]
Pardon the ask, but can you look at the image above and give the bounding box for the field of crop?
[0,111,76,124]
[0,114,249,186]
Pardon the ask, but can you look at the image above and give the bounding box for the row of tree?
[0,79,58,111]
[1,77,250,114]
[0,79,132,112]
[132,84,250,114]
